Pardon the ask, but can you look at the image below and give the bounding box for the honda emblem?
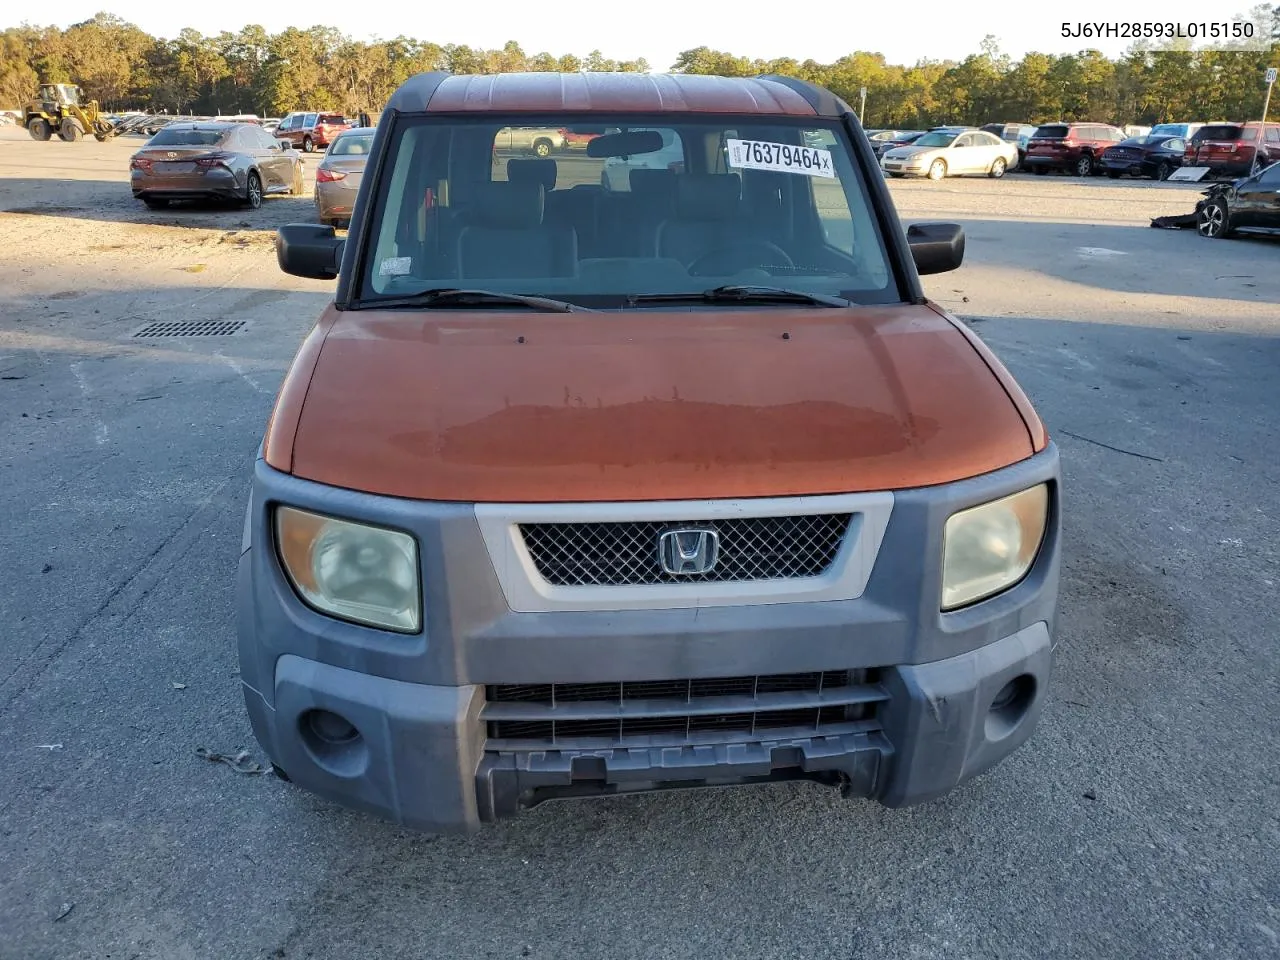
[658,527,720,576]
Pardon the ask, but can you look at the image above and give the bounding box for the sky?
[7,1,1272,69]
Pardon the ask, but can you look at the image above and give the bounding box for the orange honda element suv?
[243,71,1061,832]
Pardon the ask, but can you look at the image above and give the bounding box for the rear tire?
[142,197,170,210]
[60,119,83,142]
[302,135,314,153]
[533,139,552,158]
[1156,161,1173,181]
[244,172,263,210]
[1075,154,1094,177]
[28,117,51,141]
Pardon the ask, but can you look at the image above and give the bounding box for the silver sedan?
[314,127,375,228]
[881,129,1019,180]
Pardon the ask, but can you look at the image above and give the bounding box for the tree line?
[2,9,1278,127]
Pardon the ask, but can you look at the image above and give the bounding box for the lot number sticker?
[726,139,836,178]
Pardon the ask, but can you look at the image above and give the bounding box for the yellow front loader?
[24,83,119,142]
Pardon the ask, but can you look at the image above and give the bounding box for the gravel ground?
[1,128,1278,960]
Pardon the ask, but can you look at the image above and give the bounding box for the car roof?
[386,71,851,117]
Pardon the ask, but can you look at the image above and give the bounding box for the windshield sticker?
[726,139,836,178]
[378,256,411,277]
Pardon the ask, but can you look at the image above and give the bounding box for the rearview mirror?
[277,223,343,279]
[587,130,664,159]
[906,222,965,275]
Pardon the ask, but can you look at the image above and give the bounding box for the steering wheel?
[686,240,794,277]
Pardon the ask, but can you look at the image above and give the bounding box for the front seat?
[456,180,577,280]
[656,174,745,267]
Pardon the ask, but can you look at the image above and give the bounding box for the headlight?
[941,484,1049,611]
[275,506,421,632]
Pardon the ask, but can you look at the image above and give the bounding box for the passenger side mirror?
[906,222,965,275]
[277,223,343,279]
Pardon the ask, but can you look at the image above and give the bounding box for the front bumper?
[238,446,1061,832]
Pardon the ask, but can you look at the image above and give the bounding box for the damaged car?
[1197,162,1280,239]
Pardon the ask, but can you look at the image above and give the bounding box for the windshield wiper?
[627,285,854,308]
[360,288,590,312]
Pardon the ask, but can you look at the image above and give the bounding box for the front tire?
[988,157,1007,179]
[60,119,83,142]
[1197,198,1231,239]
[1075,154,1094,177]
[28,117,51,141]
[244,171,263,210]
[927,158,947,180]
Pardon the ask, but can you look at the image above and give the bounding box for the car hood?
[884,146,937,160]
[270,303,1038,502]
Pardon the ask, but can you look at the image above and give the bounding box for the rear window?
[361,114,897,307]
[330,134,374,156]
[1032,125,1069,139]
[1196,125,1244,141]
[148,128,224,146]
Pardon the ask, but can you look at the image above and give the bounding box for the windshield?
[1032,126,1069,139]
[1150,124,1187,136]
[911,132,958,148]
[147,128,224,146]
[360,115,896,307]
[330,134,374,156]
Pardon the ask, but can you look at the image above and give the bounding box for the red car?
[276,111,351,153]
[1022,122,1127,176]
[1183,122,1280,178]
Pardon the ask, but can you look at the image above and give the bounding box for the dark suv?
[277,111,350,153]
[1184,123,1280,178]
[1023,122,1126,176]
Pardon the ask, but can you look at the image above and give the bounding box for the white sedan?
[881,129,1019,180]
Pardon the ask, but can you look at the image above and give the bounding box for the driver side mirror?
[276,138,292,151]
[277,223,343,279]
[907,222,965,275]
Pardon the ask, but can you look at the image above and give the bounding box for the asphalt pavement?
[1,130,1278,960]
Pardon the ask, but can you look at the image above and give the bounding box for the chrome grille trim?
[474,493,894,613]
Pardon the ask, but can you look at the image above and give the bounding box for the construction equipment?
[24,83,119,142]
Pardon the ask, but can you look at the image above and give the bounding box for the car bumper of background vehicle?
[314,183,357,219]
[131,168,239,199]
[1021,156,1063,170]
[241,621,1052,832]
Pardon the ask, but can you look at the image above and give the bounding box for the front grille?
[485,669,884,746]
[519,514,851,586]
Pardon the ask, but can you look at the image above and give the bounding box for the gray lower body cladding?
[237,445,1061,832]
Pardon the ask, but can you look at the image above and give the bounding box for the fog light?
[984,674,1037,741]
[298,708,369,778]
[305,709,359,745]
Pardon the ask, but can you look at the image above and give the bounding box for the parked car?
[1022,122,1127,176]
[258,70,1060,833]
[865,129,916,158]
[277,111,351,153]
[1122,125,1151,138]
[1196,161,1280,238]
[874,130,926,159]
[881,128,1019,180]
[560,128,600,150]
[493,126,568,158]
[1100,135,1186,180]
[1183,122,1280,178]
[600,126,685,189]
[314,126,374,227]
[1150,122,1205,139]
[130,121,303,210]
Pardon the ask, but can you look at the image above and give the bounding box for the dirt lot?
[2,127,1279,960]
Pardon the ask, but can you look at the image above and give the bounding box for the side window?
[279,115,296,131]
[305,113,318,127]
[259,128,280,149]
[1260,163,1280,183]
[1241,127,1259,141]
[1167,139,1184,152]
[1266,127,1280,144]
[954,134,972,147]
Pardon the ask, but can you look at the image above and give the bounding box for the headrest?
[469,180,544,229]
[674,174,741,221]
[629,167,676,198]
[347,143,364,155]
[507,158,557,192]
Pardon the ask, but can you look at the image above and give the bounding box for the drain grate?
[133,320,248,338]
